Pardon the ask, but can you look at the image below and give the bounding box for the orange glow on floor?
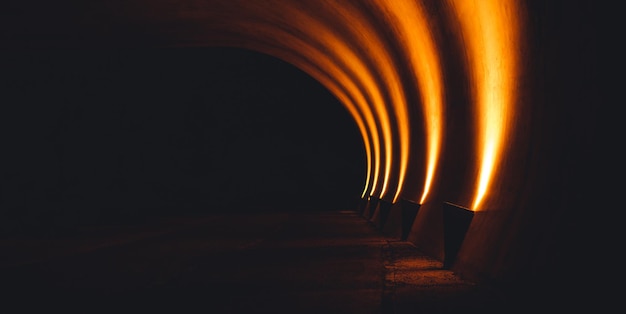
[448,0,521,211]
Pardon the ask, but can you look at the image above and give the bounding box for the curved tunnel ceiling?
[2,0,526,211]
[196,0,522,210]
[200,0,446,204]
[0,0,605,294]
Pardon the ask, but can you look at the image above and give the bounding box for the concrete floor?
[1,211,549,313]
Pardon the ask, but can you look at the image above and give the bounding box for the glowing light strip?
[233,21,383,199]
[287,9,394,199]
[381,0,444,204]
[448,0,520,210]
[202,1,447,203]
[287,60,376,198]
[329,2,410,202]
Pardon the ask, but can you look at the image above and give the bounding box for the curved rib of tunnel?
[0,0,605,311]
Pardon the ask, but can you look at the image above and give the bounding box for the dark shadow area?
[0,47,366,236]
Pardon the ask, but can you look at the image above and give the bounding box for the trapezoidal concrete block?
[442,202,474,269]
[381,201,403,238]
[399,199,421,241]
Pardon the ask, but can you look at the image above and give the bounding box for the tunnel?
[0,0,607,312]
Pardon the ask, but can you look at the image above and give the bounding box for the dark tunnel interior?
[0,0,613,312]
[0,47,366,234]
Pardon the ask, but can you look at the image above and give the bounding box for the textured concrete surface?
[0,211,552,313]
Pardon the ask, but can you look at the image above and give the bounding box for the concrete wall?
[2,0,606,296]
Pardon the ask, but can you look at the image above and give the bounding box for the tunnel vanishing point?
[2,0,606,302]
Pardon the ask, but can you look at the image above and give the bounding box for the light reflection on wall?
[220,0,442,204]
[202,0,521,210]
[212,15,385,200]
[277,5,394,198]
[376,0,444,204]
[447,0,521,211]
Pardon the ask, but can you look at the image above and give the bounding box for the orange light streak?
[287,8,395,199]
[202,1,446,201]
[329,2,410,202]
[448,0,520,210]
[380,0,444,204]
[292,63,376,198]
[229,15,385,198]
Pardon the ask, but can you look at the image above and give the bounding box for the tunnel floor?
[1,210,529,313]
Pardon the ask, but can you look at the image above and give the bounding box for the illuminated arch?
[198,0,521,210]
[200,0,445,204]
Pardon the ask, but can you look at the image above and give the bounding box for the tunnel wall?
[454,1,603,292]
[1,0,604,295]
